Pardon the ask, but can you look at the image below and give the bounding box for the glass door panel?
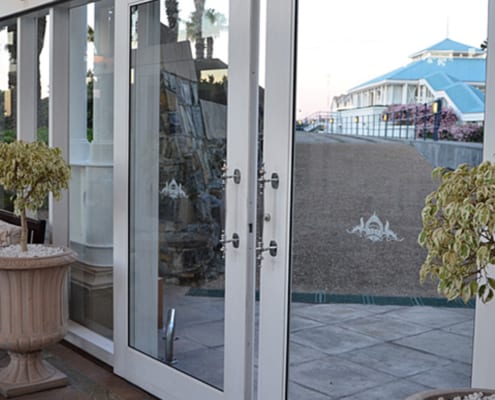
[258,0,487,399]
[115,0,258,395]
[128,0,229,389]
[69,0,115,341]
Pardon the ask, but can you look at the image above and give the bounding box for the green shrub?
[419,162,495,303]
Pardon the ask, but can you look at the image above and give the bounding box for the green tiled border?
[186,288,475,308]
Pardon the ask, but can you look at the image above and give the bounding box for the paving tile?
[289,356,394,398]
[291,325,381,355]
[170,335,208,355]
[177,320,225,347]
[383,306,473,329]
[441,320,475,337]
[339,342,450,378]
[287,381,334,400]
[289,314,325,332]
[339,379,432,400]
[393,330,473,364]
[173,347,224,390]
[172,301,225,327]
[291,303,374,324]
[407,361,472,389]
[288,341,328,366]
[340,313,431,341]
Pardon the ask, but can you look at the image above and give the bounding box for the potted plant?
[409,162,495,400]
[0,140,76,397]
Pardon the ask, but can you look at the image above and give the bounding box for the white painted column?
[70,0,114,267]
[472,0,495,389]
[49,7,70,247]
[90,0,114,164]
[69,6,88,251]
[16,16,37,142]
[69,6,89,164]
[402,83,408,104]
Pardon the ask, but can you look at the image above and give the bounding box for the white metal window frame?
[472,0,495,389]
[0,0,115,365]
[113,0,260,399]
[1,0,495,396]
[257,0,495,397]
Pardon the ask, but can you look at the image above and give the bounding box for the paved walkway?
[165,288,474,400]
[288,302,473,399]
[0,298,474,400]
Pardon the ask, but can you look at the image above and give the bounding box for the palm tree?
[203,8,227,58]
[185,6,227,59]
[165,0,179,42]
[192,0,205,59]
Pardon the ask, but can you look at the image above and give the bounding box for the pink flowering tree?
[383,103,483,143]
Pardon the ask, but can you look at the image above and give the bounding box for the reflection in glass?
[68,1,115,339]
[129,0,228,389]
[37,15,49,144]
[287,1,484,398]
[0,22,16,211]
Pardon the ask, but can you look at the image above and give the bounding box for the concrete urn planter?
[405,388,495,400]
[0,248,76,397]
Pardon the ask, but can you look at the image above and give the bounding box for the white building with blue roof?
[331,38,486,122]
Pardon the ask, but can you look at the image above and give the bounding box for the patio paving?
[0,298,475,400]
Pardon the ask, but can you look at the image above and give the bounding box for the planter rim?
[0,247,76,270]
[406,388,495,400]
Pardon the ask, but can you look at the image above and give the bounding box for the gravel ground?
[290,133,439,297]
[201,133,443,299]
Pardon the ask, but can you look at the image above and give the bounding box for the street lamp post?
[432,99,442,141]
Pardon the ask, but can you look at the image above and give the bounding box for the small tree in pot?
[0,140,76,398]
[409,162,495,400]
[0,140,71,251]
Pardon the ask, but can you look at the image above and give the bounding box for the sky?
[0,0,487,117]
[296,0,488,118]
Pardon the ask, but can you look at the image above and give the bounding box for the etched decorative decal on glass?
[347,212,403,242]
[160,179,188,199]
[288,1,484,398]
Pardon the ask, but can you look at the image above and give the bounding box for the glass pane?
[0,22,16,143]
[129,0,229,389]
[68,1,115,340]
[37,14,49,144]
[0,21,16,211]
[288,1,486,398]
[36,14,50,221]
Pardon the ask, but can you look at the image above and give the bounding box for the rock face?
[158,57,226,284]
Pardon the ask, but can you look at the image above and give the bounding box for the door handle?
[256,240,278,261]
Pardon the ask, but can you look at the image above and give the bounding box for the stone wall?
[158,67,226,284]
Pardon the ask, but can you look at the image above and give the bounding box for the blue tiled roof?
[423,72,456,91]
[348,39,486,118]
[353,58,486,90]
[415,38,482,54]
[443,83,485,114]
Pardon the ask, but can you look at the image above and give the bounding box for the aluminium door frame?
[257,0,297,399]
[112,0,260,398]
